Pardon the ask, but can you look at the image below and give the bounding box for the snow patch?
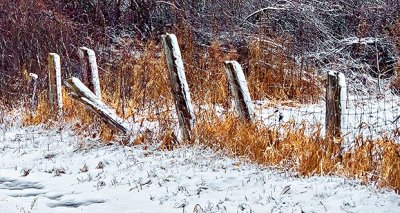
[0,126,399,212]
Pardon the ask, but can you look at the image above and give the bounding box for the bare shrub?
[0,0,94,105]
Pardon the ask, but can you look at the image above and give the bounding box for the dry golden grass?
[194,116,400,192]
[175,23,239,105]
[247,38,322,103]
[101,41,172,119]
[96,23,321,113]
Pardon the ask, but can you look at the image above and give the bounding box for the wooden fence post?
[224,61,254,122]
[162,33,196,141]
[79,47,102,100]
[29,73,38,113]
[326,71,346,138]
[65,77,129,134]
[48,53,63,115]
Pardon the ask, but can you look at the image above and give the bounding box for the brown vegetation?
[194,116,400,192]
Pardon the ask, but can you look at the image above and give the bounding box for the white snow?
[340,37,382,46]
[256,90,400,145]
[68,77,100,104]
[0,125,399,212]
[29,73,38,80]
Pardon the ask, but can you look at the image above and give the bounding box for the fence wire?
[215,69,400,143]
[254,90,400,143]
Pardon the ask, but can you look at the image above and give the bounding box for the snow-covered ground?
[0,125,399,213]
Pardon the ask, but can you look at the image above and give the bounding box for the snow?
[68,77,98,102]
[29,73,38,80]
[257,96,400,145]
[0,125,399,212]
[81,96,129,132]
[340,37,382,46]
[337,72,347,111]
[256,81,400,145]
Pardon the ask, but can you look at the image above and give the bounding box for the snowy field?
[0,125,399,213]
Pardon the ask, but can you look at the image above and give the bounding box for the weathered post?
[78,47,101,100]
[29,73,38,113]
[224,61,254,122]
[326,71,346,138]
[162,33,195,142]
[48,53,63,115]
[65,77,129,134]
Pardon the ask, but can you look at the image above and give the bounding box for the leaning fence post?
[48,53,63,115]
[326,71,346,138]
[224,61,254,122]
[65,77,129,134]
[79,47,101,100]
[162,33,196,142]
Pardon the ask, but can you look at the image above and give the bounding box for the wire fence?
[254,90,400,144]
[183,56,398,145]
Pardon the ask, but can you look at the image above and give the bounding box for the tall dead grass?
[99,23,322,110]
[194,116,400,192]
[23,40,177,142]
[101,41,172,119]
[21,18,323,124]
[247,38,322,103]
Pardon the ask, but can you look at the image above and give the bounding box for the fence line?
[1,33,399,145]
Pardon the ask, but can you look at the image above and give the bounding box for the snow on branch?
[243,6,288,24]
